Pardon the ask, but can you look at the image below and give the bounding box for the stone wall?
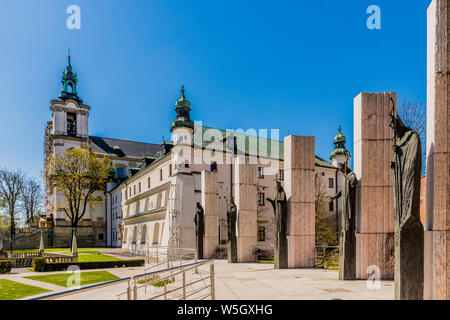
[354,92,396,280]
[284,135,315,268]
[425,0,450,300]
[234,156,258,262]
[3,220,106,250]
[201,170,219,258]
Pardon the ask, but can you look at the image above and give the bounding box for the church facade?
[44,57,350,252]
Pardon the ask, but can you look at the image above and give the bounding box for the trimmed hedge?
[0,260,13,274]
[32,258,145,272]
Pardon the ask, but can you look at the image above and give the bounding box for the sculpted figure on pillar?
[227,197,237,263]
[267,181,288,269]
[389,99,424,300]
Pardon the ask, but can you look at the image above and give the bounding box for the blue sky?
[0,0,431,179]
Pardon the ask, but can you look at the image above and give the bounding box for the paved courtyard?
[1,258,394,300]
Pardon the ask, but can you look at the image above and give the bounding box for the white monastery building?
[44,57,350,254]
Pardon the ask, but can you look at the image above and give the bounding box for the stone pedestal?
[201,171,219,259]
[284,135,315,268]
[234,157,257,263]
[425,0,450,300]
[354,92,396,280]
[339,219,357,280]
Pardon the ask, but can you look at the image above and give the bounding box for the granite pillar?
[284,135,315,268]
[354,92,396,280]
[201,171,219,259]
[425,0,450,300]
[234,156,258,263]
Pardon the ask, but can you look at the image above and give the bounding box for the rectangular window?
[148,177,151,189]
[185,161,190,168]
[258,193,265,206]
[99,233,104,240]
[134,185,136,195]
[258,167,264,179]
[258,226,266,242]
[169,164,172,177]
[329,178,334,188]
[329,201,334,211]
[278,169,284,181]
[160,169,163,181]
[138,182,141,193]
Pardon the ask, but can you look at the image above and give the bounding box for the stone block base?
[204,236,218,259]
[356,232,394,280]
[237,237,257,262]
[287,235,315,268]
[424,230,450,300]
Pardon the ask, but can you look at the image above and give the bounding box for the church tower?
[330,126,350,168]
[171,85,194,147]
[44,55,91,223]
[48,54,90,139]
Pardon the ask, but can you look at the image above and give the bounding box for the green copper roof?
[194,125,336,168]
[58,55,83,104]
[171,85,194,131]
[334,125,346,143]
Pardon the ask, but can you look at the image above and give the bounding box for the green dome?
[171,85,194,131]
[334,125,346,143]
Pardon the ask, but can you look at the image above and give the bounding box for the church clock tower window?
[67,112,77,136]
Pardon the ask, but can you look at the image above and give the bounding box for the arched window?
[68,82,74,93]
[152,223,160,245]
[141,225,147,244]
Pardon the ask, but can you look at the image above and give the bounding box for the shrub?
[0,260,13,274]
[32,258,145,272]
[137,274,175,287]
[33,258,46,272]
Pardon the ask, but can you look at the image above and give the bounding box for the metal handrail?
[118,259,215,300]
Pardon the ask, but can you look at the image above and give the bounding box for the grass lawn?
[12,247,108,253]
[0,279,50,300]
[77,254,123,262]
[12,248,108,254]
[25,271,119,288]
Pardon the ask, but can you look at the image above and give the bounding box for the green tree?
[45,147,113,239]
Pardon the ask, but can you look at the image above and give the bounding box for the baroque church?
[43,56,350,254]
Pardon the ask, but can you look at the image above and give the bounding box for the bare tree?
[0,168,25,252]
[398,100,426,175]
[20,177,44,224]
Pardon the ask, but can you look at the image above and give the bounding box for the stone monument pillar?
[201,170,219,259]
[354,92,396,280]
[71,228,78,262]
[234,156,258,263]
[39,230,45,255]
[425,0,450,300]
[284,135,315,268]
